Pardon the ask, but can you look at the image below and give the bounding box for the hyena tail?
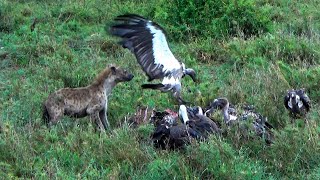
[42,104,50,126]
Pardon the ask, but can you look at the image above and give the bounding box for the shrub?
[155,0,272,41]
[0,4,15,33]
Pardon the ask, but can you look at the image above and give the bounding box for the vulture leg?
[173,90,189,105]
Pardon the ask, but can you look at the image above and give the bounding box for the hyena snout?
[126,73,134,81]
[119,71,134,82]
[110,66,134,82]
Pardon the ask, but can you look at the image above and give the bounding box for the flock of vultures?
[39,14,312,149]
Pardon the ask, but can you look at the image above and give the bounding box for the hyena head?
[109,65,134,83]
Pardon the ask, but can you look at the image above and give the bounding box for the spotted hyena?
[43,64,134,131]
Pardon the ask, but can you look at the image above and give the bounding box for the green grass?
[1,0,320,178]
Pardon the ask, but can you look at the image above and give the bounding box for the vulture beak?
[204,108,214,116]
[185,68,197,82]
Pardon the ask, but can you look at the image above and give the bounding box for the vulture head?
[183,67,197,82]
[205,98,229,116]
[204,97,238,125]
[186,106,203,118]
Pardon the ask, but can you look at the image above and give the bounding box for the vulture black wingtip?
[114,13,149,22]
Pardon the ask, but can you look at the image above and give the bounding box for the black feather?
[141,83,164,89]
[296,89,311,111]
[284,94,290,110]
[42,104,50,127]
[110,14,171,81]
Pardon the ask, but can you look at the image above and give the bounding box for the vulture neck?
[222,103,231,124]
[197,106,203,115]
[181,113,189,124]
[179,105,190,124]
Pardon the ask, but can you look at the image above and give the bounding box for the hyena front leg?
[99,108,110,130]
[89,112,105,132]
[47,106,63,128]
[87,105,105,132]
[100,100,110,130]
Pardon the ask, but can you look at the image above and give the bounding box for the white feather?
[230,115,238,121]
[294,95,303,108]
[288,98,293,109]
[204,110,211,116]
[197,106,203,115]
[147,23,181,73]
[297,100,303,108]
[161,76,180,86]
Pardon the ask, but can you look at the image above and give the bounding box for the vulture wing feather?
[297,90,311,111]
[110,14,181,81]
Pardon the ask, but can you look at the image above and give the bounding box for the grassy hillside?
[0,0,320,178]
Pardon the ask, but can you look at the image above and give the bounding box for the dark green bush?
[0,5,15,33]
[155,0,272,41]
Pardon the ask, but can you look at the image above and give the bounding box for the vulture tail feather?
[141,83,164,89]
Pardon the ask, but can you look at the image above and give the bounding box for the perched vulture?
[284,89,311,118]
[151,109,198,150]
[206,97,274,144]
[205,98,238,125]
[110,14,196,103]
[179,105,222,138]
[152,124,199,150]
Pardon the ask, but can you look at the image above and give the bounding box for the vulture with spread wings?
[110,14,196,103]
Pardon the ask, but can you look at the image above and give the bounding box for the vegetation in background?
[155,0,272,41]
[0,0,319,178]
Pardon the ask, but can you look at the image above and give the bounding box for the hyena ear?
[110,66,116,74]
